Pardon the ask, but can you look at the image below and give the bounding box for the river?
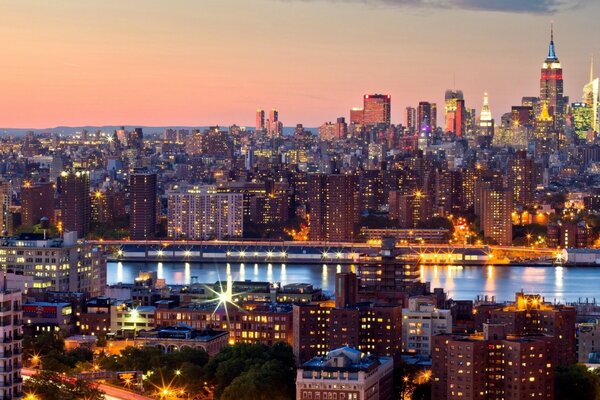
[107,261,600,303]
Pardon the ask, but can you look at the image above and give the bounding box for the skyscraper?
[479,92,494,137]
[267,108,282,137]
[540,25,566,130]
[507,151,534,209]
[59,170,91,238]
[129,170,157,240]
[417,102,433,135]
[583,56,599,133]
[444,89,464,135]
[362,94,391,126]
[405,106,417,134]
[350,107,364,125]
[255,109,265,131]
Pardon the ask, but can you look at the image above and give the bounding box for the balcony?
[0,367,12,373]
[0,380,13,387]
[0,352,13,359]
[0,339,11,345]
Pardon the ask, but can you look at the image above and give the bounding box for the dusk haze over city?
[5,1,600,400]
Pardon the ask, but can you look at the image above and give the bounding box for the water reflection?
[107,262,600,303]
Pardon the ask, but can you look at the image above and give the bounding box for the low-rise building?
[296,347,394,400]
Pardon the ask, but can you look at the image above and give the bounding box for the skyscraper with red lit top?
[540,26,566,129]
[362,94,391,126]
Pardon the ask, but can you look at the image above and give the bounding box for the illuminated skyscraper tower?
[444,89,464,135]
[479,92,494,137]
[540,25,565,130]
[583,56,599,133]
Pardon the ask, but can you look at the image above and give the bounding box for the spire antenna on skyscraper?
[547,23,557,61]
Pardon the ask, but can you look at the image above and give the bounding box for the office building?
[350,107,364,125]
[405,106,417,134]
[58,171,90,238]
[256,109,265,131]
[296,347,394,400]
[583,56,599,133]
[478,92,494,137]
[129,171,157,240]
[362,94,391,126]
[444,89,464,135]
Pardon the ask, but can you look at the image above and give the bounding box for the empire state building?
[540,26,566,130]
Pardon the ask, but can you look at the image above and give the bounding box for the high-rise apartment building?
[307,174,359,242]
[432,323,554,400]
[129,171,157,240]
[362,94,391,126]
[167,185,243,240]
[507,150,534,209]
[21,181,54,227]
[59,171,90,238]
[389,190,433,228]
[0,181,11,236]
[540,26,566,130]
[0,287,23,400]
[480,187,513,246]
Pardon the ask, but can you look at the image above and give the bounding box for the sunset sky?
[1,0,598,128]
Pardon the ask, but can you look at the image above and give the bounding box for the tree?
[555,364,600,400]
[24,371,104,400]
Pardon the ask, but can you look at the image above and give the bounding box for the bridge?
[90,239,557,265]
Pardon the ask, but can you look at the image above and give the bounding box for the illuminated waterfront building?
[167,185,243,240]
[362,94,391,126]
[0,233,105,297]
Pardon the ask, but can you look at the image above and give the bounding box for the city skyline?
[1,0,599,128]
